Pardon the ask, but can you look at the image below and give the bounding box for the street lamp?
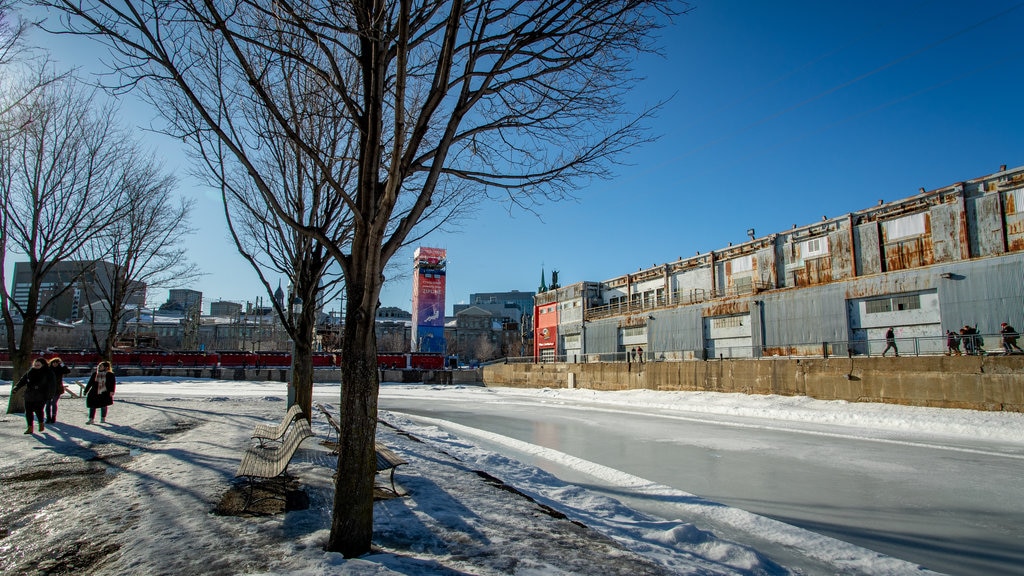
[288,296,303,407]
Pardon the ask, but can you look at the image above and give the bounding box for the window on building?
[712,315,743,329]
[730,255,753,273]
[801,236,830,258]
[883,213,927,241]
[621,326,645,338]
[732,276,752,293]
[866,294,921,314]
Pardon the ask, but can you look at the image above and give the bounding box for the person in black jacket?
[1000,323,1023,354]
[46,357,71,423]
[83,361,116,424]
[12,358,54,434]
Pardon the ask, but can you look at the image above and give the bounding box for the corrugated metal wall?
[759,284,850,346]
[648,306,704,352]
[585,319,620,354]
[936,257,1024,331]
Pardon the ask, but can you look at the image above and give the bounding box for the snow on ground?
[4,377,1010,575]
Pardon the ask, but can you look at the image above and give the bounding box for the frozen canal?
[378,385,1024,576]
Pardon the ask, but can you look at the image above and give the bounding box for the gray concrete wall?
[483,357,1024,412]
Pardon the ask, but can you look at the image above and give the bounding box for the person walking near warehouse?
[1000,323,1023,354]
[83,361,116,424]
[12,358,54,434]
[46,357,71,423]
[881,327,899,357]
[945,330,962,356]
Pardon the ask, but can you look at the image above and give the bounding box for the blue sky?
[22,0,1024,315]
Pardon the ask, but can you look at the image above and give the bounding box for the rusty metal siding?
[854,222,882,276]
[830,228,855,280]
[1003,188,1024,252]
[966,194,1005,257]
[755,245,777,288]
[882,213,934,271]
[930,201,965,262]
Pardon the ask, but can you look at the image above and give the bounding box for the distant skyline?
[13,0,1024,315]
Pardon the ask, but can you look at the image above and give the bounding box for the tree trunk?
[327,284,379,556]
[291,307,316,422]
[5,325,36,414]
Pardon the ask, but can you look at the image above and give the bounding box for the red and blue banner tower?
[411,247,447,353]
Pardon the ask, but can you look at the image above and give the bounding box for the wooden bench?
[373,441,408,495]
[235,418,314,510]
[252,404,304,447]
[315,403,408,495]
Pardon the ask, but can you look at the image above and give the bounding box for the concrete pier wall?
[483,357,1024,412]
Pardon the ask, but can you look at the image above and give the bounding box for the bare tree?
[0,3,42,138]
[1,76,131,412]
[198,52,353,422]
[82,156,199,358]
[39,0,683,555]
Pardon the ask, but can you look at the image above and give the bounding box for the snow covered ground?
[5,377,1019,575]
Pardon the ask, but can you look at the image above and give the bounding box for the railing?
[505,332,1014,363]
[585,282,772,321]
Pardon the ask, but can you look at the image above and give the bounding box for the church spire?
[538,267,548,293]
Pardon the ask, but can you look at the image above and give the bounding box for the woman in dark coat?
[46,357,71,423]
[83,361,116,424]
[12,358,54,434]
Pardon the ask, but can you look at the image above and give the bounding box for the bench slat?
[237,418,314,480]
[252,404,304,445]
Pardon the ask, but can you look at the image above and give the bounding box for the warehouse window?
[866,294,921,314]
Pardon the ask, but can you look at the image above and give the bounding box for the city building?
[455,290,536,325]
[411,247,447,353]
[10,260,146,322]
[159,289,203,314]
[535,164,1024,361]
[210,300,243,318]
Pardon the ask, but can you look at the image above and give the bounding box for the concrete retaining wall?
[483,357,1024,412]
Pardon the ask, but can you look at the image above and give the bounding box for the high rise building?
[10,260,146,321]
[411,247,447,353]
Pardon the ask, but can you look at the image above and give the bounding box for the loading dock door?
[704,313,753,358]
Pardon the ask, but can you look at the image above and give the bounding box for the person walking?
[945,330,962,356]
[961,325,984,355]
[46,357,71,423]
[12,358,54,434]
[881,327,899,357]
[1000,323,1023,354]
[637,346,644,364]
[83,361,116,424]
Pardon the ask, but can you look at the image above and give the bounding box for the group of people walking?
[12,359,117,435]
[867,323,1023,357]
[944,323,1023,356]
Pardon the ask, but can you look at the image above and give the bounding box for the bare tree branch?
[35,0,687,554]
